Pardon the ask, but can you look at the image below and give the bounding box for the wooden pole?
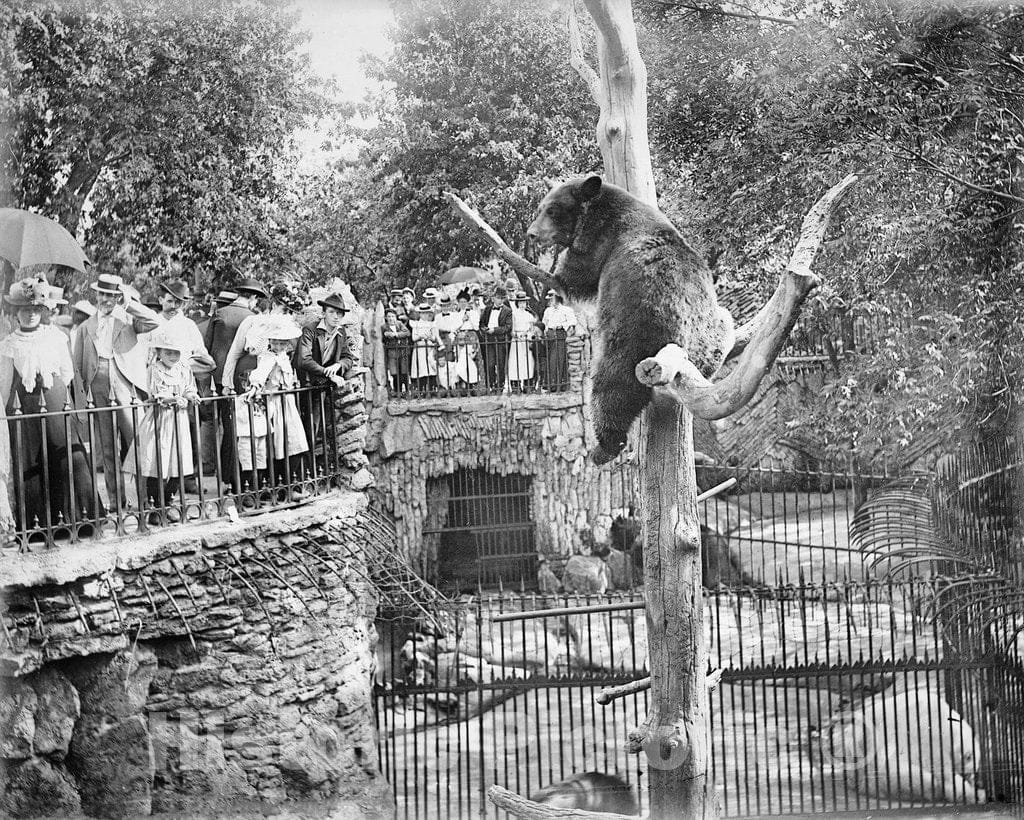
[629,395,713,818]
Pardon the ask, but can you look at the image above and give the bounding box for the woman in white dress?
[409,304,442,393]
[506,291,538,391]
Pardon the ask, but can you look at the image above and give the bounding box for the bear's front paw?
[590,436,627,466]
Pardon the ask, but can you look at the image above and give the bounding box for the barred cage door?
[428,468,536,591]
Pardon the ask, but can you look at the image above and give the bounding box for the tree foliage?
[334,0,601,291]
[636,0,1024,463]
[0,0,324,292]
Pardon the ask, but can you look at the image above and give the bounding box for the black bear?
[530,771,639,815]
[527,175,734,464]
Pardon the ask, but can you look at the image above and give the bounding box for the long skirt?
[6,373,102,532]
[124,403,194,480]
[506,337,535,382]
[235,394,308,472]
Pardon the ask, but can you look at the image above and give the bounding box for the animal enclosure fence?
[375,585,1024,818]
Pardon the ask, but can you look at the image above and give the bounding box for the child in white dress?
[125,327,198,522]
[237,316,309,500]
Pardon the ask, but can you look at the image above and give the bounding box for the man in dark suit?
[297,292,353,387]
[72,273,160,509]
[297,292,353,474]
[195,290,236,475]
[478,287,512,389]
[202,278,267,491]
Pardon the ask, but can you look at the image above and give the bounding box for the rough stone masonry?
[0,494,394,819]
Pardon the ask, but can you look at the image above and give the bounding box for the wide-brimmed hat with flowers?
[270,281,308,314]
[147,327,189,353]
[4,278,53,308]
[263,315,303,341]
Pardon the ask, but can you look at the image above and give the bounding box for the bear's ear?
[543,176,558,191]
[578,175,602,201]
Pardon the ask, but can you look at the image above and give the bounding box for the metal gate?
[426,468,537,591]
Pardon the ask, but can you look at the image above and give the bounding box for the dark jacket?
[478,304,513,341]
[204,300,253,386]
[382,320,411,375]
[297,322,353,385]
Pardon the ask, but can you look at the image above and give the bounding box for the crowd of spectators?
[381,281,577,395]
[0,273,355,541]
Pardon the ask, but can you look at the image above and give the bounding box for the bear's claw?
[590,437,627,465]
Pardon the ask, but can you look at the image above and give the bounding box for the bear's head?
[527,175,603,248]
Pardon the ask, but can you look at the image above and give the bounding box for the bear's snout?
[527,218,566,248]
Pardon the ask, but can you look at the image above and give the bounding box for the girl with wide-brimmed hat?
[123,327,200,524]
[0,278,103,540]
[235,315,309,502]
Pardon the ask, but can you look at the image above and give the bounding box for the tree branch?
[487,785,637,820]
[647,0,799,26]
[567,2,601,105]
[637,173,859,419]
[443,192,565,296]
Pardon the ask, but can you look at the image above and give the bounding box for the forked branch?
[637,173,859,419]
[443,192,565,297]
[488,785,638,820]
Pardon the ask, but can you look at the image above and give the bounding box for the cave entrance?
[425,469,536,592]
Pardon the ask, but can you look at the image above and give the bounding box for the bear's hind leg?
[590,369,651,465]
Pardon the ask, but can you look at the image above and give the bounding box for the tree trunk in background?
[573,1,712,816]
[575,0,656,205]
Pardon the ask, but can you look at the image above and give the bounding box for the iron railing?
[375,584,1024,819]
[3,383,343,551]
[384,332,586,399]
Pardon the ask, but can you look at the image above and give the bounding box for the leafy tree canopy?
[326,0,601,293]
[0,0,325,293]
[636,0,1024,462]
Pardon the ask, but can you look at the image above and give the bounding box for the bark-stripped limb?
[442,192,564,297]
[487,785,638,820]
[636,173,859,419]
[596,668,724,706]
[726,172,859,360]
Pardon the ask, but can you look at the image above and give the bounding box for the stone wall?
[0,495,393,819]
[369,394,637,575]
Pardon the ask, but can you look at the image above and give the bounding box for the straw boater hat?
[147,327,189,353]
[90,273,125,295]
[214,290,238,305]
[422,287,440,300]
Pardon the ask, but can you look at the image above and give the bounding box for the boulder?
[150,715,254,813]
[604,548,639,589]
[1,758,81,818]
[66,646,157,719]
[30,667,80,756]
[0,679,37,759]
[280,723,344,797]
[68,714,154,819]
[562,555,609,594]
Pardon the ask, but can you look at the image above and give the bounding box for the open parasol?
[0,208,89,273]
[439,266,493,285]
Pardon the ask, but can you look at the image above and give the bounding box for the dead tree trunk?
[569,0,655,204]
[447,2,859,816]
